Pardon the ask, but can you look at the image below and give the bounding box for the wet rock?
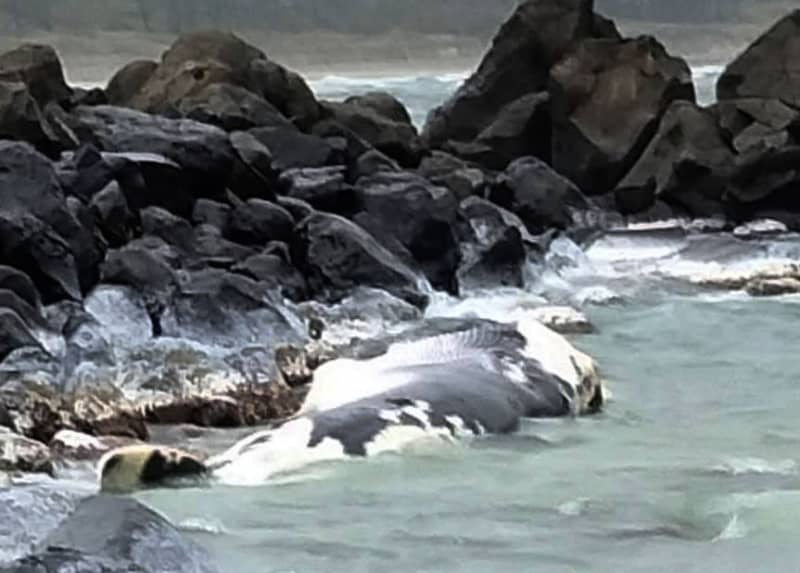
[345,91,412,124]
[4,495,220,573]
[276,196,314,222]
[322,100,422,167]
[226,199,294,246]
[178,82,294,131]
[615,101,734,217]
[0,484,81,564]
[418,151,486,201]
[66,105,235,202]
[0,428,53,475]
[0,309,41,362]
[123,29,319,128]
[732,219,788,238]
[459,226,526,290]
[292,212,426,308]
[489,156,589,234]
[310,119,373,167]
[105,59,157,107]
[424,0,596,146]
[248,125,335,171]
[746,277,800,297]
[0,266,41,310]
[161,269,303,349]
[550,35,695,194]
[727,146,800,216]
[232,251,308,301]
[717,10,800,107]
[193,224,256,268]
[0,44,71,105]
[355,171,460,293]
[531,305,594,334]
[279,166,360,216]
[227,130,278,201]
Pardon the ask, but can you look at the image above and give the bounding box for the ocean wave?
[711,457,797,477]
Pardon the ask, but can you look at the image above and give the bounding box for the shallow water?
[140,292,800,572]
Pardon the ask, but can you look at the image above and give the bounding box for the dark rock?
[454,91,551,170]
[69,86,108,107]
[122,30,320,128]
[0,266,41,309]
[228,130,277,201]
[0,309,41,361]
[459,226,526,290]
[0,44,71,105]
[322,100,422,167]
[0,81,58,152]
[105,59,158,107]
[418,151,487,201]
[226,199,294,246]
[0,428,53,475]
[355,171,460,293]
[489,156,588,234]
[424,0,596,146]
[66,105,235,203]
[355,148,400,178]
[717,10,800,107]
[178,82,294,131]
[140,206,196,254]
[232,251,308,301]
[276,196,315,222]
[279,166,360,216]
[310,119,373,168]
[616,101,735,217]
[249,125,335,171]
[192,198,231,230]
[459,196,540,246]
[345,91,413,124]
[550,35,695,194]
[714,97,800,155]
[728,145,800,215]
[0,141,102,290]
[0,211,81,303]
[0,288,47,330]
[90,181,136,247]
[5,496,221,573]
[291,212,426,308]
[161,269,303,349]
[192,224,256,268]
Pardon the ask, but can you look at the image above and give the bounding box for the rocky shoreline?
[1,1,800,567]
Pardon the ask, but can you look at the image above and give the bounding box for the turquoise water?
[141,295,800,572]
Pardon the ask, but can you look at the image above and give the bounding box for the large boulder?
[177,82,294,131]
[225,199,294,246]
[66,105,235,206]
[278,166,360,216]
[0,309,41,362]
[549,35,695,194]
[0,266,40,309]
[0,211,81,303]
[717,10,800,107]
[423,0,597,146]
[0,44,71,105]
[321,99,422,167]
[355,172,461,293]
[615,101,735,217]
[345,92,412,124]
[161,269,303,350]
[444,91,552,170]
[105,59,158,107]
[488,156,589,234]
[291,212,426,308]
[118,30,320,129]
[0,82,57,152]
[2,496,220,573]
[714,98,800,155]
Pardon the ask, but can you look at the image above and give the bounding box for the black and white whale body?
[99,318,605,490]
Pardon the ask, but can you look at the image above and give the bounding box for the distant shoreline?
[0,21,770,87]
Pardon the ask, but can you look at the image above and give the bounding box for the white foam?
[713,514,747,542]
[712,457,797,477]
